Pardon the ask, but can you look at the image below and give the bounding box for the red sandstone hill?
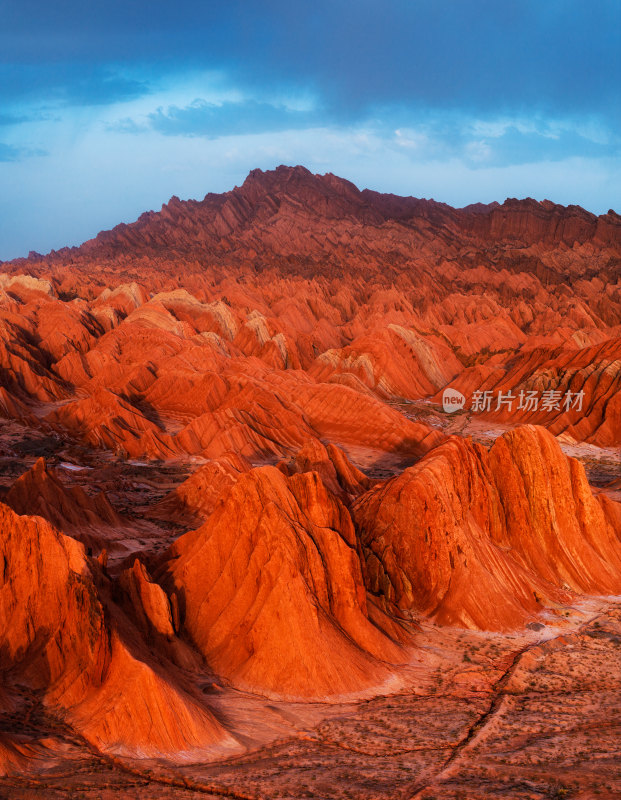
[11,165,618,275]
[353,425,621,630]
[0,502,239,766]
[3,457,125,556]
[5,457,121,531]
[160,463,409,699]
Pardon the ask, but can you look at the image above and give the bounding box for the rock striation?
[353,425,621,629]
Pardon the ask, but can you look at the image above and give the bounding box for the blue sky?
[1,0,619,260]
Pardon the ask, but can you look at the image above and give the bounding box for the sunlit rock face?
[353,425,621,630]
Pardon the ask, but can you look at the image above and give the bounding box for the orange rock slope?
[0,502,238,766]
[353,425,621,630]
[161,464,408,699]
[4,456,121,533]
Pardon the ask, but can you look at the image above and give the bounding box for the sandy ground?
[1,598,620,799]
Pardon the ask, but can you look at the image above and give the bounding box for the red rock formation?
[27,166,619,273]
[45,387,177,459]
[1,166,619,462]
[279,439,371,504]
[309,324,462,400]
[353,426,621,630]
[440,338,621,445]
[487,426,621,590]
[0,386,36,424]
[150,454,248,525]
[0,166,620,776]
[0,501,238,765]
[5,457,121,533]
[118,558,176,638]
[162,466,408,698]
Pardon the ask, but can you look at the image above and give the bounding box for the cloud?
[136,99,319,139]
[1,2,619,122]
[63,73,150,107]
[0,113,31,126]
[0,64,151,108]
[114,92,619,169]
[385,112,620,169]
[0,142,46,162]
[460,124,619,168]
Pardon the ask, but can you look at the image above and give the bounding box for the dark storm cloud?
[0,63,150,107]
[1,1,619,121]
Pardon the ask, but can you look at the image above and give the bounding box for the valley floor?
[2,600,620,800]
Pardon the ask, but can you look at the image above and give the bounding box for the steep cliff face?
[487,426,621,590]
[0,502,108,700]
[0,501,237,765]
[278,439,372,504]
[353,426,621,630]
[162,466,408,698]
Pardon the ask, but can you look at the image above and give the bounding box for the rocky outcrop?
[353,426,621,630]
[150,455,248,525]
[31,166,620,272]
[162,466,408,698]
[441,337,621,445]
[118,558,176,638]
[278,439,371,504]
[5,457,121,533]
[0,502,236,765]
[45,387,178,459]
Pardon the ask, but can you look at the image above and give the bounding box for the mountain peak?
[237,164,362,202]
[6,166,620,272]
